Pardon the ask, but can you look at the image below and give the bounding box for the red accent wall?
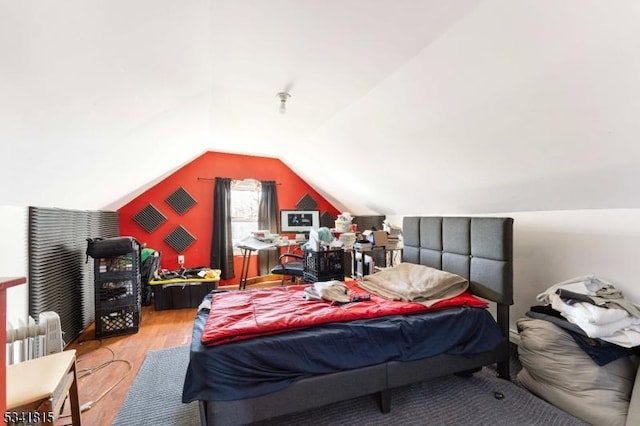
[118,151,340,286]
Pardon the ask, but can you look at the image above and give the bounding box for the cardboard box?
[362,230,389,247]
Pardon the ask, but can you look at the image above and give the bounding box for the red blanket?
[200,280,487,347]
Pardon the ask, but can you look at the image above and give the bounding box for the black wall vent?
[133,204,167,233]
[164,225,196,253]
[166,187,197,215]
[296,194,318,211]
[320,211,335,228]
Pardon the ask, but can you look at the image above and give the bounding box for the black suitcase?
[86,236,140,259]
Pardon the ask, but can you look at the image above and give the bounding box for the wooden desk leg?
[239,249,253,290]
[69,360,82,426]
[239,249,245,290]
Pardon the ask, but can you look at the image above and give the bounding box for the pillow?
[516,317,635,426]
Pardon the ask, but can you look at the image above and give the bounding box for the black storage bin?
[95,305,141,338]
[152,281,218,310]
[302,248,345,283]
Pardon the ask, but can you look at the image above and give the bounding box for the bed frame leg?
[378,389,391,414]
[496,304,511,381]
[198,401,208,426]
[497,359,510,381]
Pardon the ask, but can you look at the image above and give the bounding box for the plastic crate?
[95,253,140,279]
[95,276,141,308]
[302,248,345,282]
[95,305,140,338]
[97,254,136,273]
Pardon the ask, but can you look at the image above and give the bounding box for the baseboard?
[509,328,520,346]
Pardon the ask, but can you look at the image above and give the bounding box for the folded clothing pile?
[303,280,350,303]
[517,275,640,426]
[536,275,640,348]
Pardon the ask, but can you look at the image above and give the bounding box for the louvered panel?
[133,204,166,233]
[320,211,335,228]
[165,187,197,215]
[352,215,386,232]
[296,194,318,211]
[164,225,196,253]
[29,207,118,346]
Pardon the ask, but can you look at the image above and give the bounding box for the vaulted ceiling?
[2,1,640,215]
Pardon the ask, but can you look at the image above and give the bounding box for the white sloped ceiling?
[2,0,640,214]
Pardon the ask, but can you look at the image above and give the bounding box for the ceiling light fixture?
[277,92,291,114]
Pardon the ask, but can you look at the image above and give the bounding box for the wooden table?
[6,349,81,425]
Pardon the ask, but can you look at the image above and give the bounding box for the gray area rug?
[114,345,588,426]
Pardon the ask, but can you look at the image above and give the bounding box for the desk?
[352,246,402,278]
[236,237,299,290]
[1,276,26,415]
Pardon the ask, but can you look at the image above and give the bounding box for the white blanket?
[549,293,640,347]
[358,262,468,307]
[537,275,640,317]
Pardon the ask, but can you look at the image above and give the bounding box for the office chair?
[270,253,305,285]
[140,249,161,306]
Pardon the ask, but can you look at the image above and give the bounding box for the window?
[230,179,261,248]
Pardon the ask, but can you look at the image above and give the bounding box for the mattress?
[182,295,503,403]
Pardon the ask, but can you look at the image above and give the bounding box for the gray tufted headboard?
[402,216,513,306]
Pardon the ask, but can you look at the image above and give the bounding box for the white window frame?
[230,179,262,253]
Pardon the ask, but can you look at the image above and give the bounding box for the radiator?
[6,311,63,365]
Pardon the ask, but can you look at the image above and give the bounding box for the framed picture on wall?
[280,210,320,233]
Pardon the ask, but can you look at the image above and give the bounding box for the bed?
[182,216,514,425]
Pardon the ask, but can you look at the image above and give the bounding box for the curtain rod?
[197,177,281,184]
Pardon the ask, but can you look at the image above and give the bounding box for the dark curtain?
[210,177,235,279]
[258,181,280,275]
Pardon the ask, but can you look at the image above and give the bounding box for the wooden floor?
[55,305,197,426]
[55,279,284,426]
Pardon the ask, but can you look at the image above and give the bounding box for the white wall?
[0,206,29,327]
[0,0,214,210]
[509,209,640,332]
[388,208,640,334]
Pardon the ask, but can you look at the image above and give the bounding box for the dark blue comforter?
[182,297,503,403]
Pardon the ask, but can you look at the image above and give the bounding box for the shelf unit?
[91,239,141,338]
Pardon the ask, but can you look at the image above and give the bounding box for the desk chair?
[6,350,82,425]
[270,253,305,285]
